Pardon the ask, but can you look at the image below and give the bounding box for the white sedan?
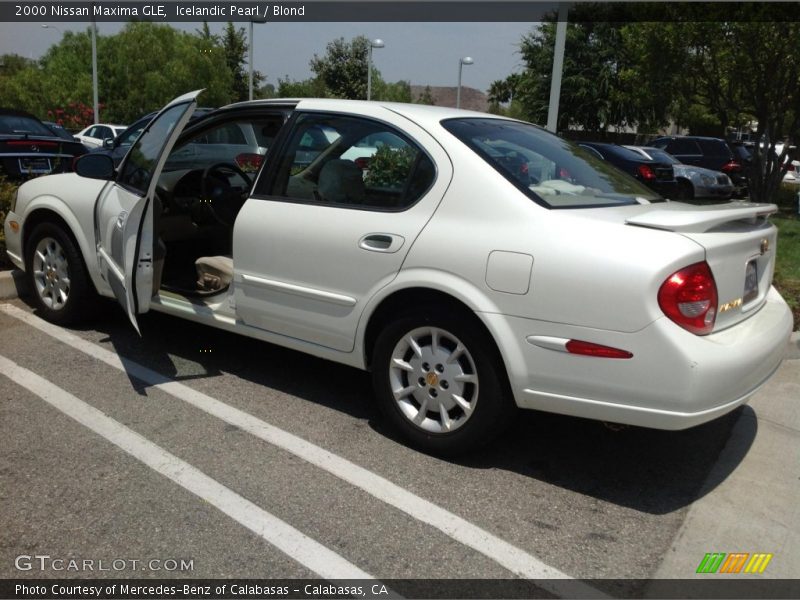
[74,123,127,148]
[3,91,793,454]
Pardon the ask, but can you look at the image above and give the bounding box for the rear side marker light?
[565,340,633,359]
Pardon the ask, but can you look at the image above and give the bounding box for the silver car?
[626,145,734,201]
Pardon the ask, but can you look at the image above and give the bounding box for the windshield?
[442,118,661,208]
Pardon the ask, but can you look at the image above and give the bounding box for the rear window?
[441,118,660,208]
[641,147,680,164]
[0,114,54,136]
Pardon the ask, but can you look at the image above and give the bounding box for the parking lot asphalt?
[0,294,798,594]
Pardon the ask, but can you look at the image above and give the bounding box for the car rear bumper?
[484,286,793,429]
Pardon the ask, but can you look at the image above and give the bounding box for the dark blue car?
[578,141,677,198]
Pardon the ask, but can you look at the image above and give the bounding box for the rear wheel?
[371,309,515,455]
[25,222,94,324]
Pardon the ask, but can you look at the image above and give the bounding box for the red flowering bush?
[46,102,105,131]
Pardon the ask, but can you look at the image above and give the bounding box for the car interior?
[152,115,284,297]
[151,112,436,300]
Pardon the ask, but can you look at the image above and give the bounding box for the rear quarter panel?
[401,139,705,334]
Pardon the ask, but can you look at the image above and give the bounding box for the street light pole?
[91,15,98,122]
[367,38,384,101]
[249,19,267,101]
[457,56,474,109]
[248,20,254,101]
[546,2,568,132]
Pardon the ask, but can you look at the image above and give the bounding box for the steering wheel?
[197,162,252,226]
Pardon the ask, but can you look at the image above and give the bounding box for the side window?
[668,139,702,155]
[264,113,435,210]
[97,126,111,140]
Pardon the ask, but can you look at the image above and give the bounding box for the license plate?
[743,259,758,304]
[18,157,52,174]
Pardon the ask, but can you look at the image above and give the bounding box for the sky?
[0,20,537,94]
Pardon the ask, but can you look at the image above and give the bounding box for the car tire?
[676,179,694,201]
[25,222,94,324]
[371,308,515,456]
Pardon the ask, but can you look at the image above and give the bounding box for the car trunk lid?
[626,201,779,331]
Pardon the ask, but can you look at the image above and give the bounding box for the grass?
[772,214,800,331]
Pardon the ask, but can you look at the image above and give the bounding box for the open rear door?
[95,90,201,333]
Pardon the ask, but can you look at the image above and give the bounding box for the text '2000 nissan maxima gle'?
[3,91,793,455]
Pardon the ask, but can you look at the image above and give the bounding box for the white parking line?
[0,354,374,581]
[1,304,607,597]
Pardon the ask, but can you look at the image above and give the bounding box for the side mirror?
[103,137,115,149]
[75,154,115,180]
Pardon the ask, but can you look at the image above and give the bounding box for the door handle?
[358,233,405,254]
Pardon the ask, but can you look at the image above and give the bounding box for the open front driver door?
[94,90,201,333]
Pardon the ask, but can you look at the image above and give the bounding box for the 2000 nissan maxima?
[3,91,793,454]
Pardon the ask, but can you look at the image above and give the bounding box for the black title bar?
[2,2,800,23]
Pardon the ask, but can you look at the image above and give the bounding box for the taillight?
[721,160,741,173]
[658,262,718,335]
[786,163,795,172]
[234,153,263,172]
[637,164,656,181]
[8,140,58,148]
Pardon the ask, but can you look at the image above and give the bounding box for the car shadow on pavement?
[449,405,757,515]
[53,299,377,420]
[43,299,757,515]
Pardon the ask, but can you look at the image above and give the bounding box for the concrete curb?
[786,330,800,360]
[0,269,27,300]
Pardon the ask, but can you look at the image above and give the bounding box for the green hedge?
[0,177,19,270]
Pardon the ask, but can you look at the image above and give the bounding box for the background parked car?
[578,141,677,197]
[74,123,127,149]
[91,108,214,166]
[625,145,733,201]
[0,108,87,180]
[650,136,747,197]
[42,121,79,142]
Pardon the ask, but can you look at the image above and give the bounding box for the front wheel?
[371,310,515,455]
[25,222,94,324]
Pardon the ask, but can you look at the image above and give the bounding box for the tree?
[416,85,436,105]
[277,76,329,98]
[628,15,800,202]
[99,23,234,121]
[0,23,236,125]
[309,36,371,99]
[509,3,799,201]
[374,79,412,103]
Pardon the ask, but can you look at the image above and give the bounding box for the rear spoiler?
[626,202,777,233]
